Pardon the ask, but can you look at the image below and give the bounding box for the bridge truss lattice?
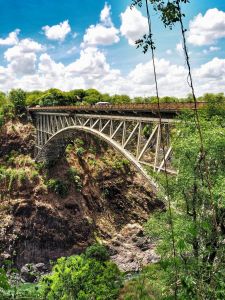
[33,112,177,189]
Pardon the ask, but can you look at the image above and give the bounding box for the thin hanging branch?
[134,0,179,298]
[175,0,219,262]
[151,0,219,292]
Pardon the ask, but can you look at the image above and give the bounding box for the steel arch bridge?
[29,103,204,189]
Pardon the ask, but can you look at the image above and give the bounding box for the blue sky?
[0,0,225,97]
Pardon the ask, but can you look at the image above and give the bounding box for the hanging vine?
[131,1,180,298]
[131,0,222,298]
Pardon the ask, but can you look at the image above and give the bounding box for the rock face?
[21,263,48,282]
[106,223,160,272]
[0,120,164,271]
[0,120,35,157]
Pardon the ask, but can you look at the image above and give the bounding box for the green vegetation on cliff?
[0,245,122,300]
[121,106,225,299]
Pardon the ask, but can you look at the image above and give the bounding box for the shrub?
[0,112,4,127]
[142,124,152,139]
[84,243,110,262]
[204,93,225,118]
[76,147,85,157]
[47,179,69,198]
[113,158,130,171]
[39,245,122,300]
[67,168,82,192]
[0,167,28,192]
[0,267,10,293]
[120,264,167,300]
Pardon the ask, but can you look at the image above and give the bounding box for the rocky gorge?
[0,118,164,280]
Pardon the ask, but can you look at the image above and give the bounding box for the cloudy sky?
[0,0,225,97]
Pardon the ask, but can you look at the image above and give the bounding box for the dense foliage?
[127,1,225,297]
[144,105,225,299]
[0,91,13,127]
[0,245,122,300]
[9,89,26,116]
[39,244,123,300]
[0,87,224,120]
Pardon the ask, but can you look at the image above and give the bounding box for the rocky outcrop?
[20,263,48,282]
[0,120,35,156]
[106,223,160,272]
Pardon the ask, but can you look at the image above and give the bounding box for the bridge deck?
[28,102,207,115]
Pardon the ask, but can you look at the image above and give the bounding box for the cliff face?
[0,120,163,269]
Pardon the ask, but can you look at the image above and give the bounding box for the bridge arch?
[36,126,159,193]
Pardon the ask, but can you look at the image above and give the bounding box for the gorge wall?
[0,119,164,270]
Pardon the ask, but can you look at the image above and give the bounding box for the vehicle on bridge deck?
[95,101,110,106]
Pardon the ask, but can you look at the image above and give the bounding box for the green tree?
[111,94,131,104]
[160,96,179,103]
[133,96,145,103]
[9,88,26,115]
[26,90,44,106]
[204,93,225,117]
[101,93,112,103]
[83,89,101,105]
[0,91,6,106]
[66,89,86,104]
[39,245,122,300]
[38,89,67,106]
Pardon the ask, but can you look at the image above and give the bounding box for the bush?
[85,243,110,262]
[0,112,4,127]
[0,166,28,192]
[142,124,153,139]
[67,168,82,192]
[112,158,130,171]
[204,93,225,118]
[39,245,122,300]
[47,179,69,198]
[0,267,10,295]
[76,147,85,157]
[120,264,168,300]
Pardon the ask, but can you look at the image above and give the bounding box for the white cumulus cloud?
[4,39,44,76]
[0,29,20,46]
[128,58,188,96]
[82,25,119,47]
[67,47,111,77]
[195,57,225,79]
[82,3,119,47]
[0,34,225,98]
[100,2,113,26]
[203,46,220,54]
[120,7,148,46]
[188,8,225,46]
[42,20,71,41]
[176,42,183,56]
